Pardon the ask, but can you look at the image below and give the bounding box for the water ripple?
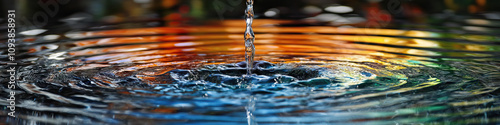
[1,19,500,124]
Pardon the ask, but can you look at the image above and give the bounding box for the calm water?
[1,18,500,124]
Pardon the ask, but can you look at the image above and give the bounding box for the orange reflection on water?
[57,19,499,80]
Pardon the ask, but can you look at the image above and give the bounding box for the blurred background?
[1,0,500,31]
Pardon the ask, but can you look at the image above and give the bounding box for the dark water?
[1,18,500,124]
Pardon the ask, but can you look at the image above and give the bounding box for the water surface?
[1,19,500,124]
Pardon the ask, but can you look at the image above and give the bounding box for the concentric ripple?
[1,19,500,124]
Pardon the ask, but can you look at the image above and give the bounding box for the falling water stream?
[244,0,257,124]
[2,2,500,125]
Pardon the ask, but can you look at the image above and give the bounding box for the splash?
[5,12,500,124]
